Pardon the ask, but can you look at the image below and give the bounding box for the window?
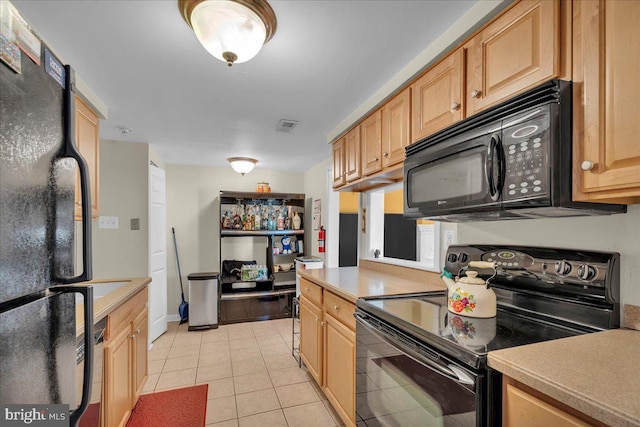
[361,183,441,271]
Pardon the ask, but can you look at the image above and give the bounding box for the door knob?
[581,160,595,171]
[471,90,481,99]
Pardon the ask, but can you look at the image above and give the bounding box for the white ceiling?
[12,0,477,173]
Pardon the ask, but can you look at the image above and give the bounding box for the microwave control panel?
[502,115,550,201]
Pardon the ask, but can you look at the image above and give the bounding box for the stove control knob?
[447,253,458,263]
[577,264,596,281]
[460,253,468,263]
[554,260,572,276]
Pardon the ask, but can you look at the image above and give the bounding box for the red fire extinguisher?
[318,226,325,253]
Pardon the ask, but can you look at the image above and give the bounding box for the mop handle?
[171,227,185,298]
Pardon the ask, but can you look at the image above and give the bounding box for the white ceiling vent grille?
[276,119,299,133]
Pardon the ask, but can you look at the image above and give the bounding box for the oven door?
[355,312,483,427]
[404,128,504,220]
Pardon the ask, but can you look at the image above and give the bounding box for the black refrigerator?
[0,11,95,426]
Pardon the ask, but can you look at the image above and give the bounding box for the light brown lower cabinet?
[299,295,323,384]
[299,280,356,427]
[502,376,606,427]
[323,313,355,426]
[104,288,148,427]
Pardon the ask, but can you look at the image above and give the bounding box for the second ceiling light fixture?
[178,0,277,66]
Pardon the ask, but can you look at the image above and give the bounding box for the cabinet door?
[382,88,411,168]
[323,313,356,425]
[299,295,323,385]
[105,325,133,427]
[411,48,464,142]
[132,307,148,403]
[344,127,361,183]
[572,0,640,203]
[75,97,100,219]
[332,138,346,188]
[361,111,382,176]
[466,0,560,116]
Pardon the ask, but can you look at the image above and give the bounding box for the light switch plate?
[98,216,118,229]
[444,230,456,250]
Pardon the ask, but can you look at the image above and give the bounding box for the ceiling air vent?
[276,119,299,133]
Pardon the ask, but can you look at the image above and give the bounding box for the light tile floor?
[144,318,344,427]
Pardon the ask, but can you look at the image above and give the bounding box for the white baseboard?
[167,314,181,322]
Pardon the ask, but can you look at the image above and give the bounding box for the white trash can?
[187,272,219,331]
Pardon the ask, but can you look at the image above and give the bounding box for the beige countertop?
[488,329,640,427]
[298,264,446,303]
[75,277,151,336]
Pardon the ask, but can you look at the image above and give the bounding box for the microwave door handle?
[354,313,475,387]
[485,135,499,201]
[495,135,505,194]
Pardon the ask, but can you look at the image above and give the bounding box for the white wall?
[79,140,150,279]
[165,164,304,317]
[303,158,332,259]
[457,206,640,314]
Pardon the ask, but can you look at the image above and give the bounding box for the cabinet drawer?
[300,278,323,306]
[323,291,356,331]
[106,287,148,342]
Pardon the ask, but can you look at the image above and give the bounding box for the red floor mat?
[126,385,208,427]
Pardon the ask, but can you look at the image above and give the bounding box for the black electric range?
[354,245,620,427]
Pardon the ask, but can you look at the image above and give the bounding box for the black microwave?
[404,80,626,222]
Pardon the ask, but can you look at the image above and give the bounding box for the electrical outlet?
[444,230,456,249]
[98,216,118,229]
[130,218,140,230]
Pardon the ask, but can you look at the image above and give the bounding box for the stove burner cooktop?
[358,294,582,369]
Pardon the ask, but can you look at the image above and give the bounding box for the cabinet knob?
[471,90,481,99]
[75,201,81,206]
[130,334,136,340]
[581,160,595,171]
[373,156,379,162]
[305,287,310,292]
[334,305,339,311]
[136,328,141,335]
[451,102,460,111]
[383,152,389,158]
[320,321,325,327]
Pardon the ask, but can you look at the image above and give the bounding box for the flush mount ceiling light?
[178,0,277,67]
[227,157,258,175]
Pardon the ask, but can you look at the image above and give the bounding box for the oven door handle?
[354,313,475,387]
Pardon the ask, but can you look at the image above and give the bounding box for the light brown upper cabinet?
[344,126,361,183]
[572,0,640,204]
[361,111,382,176]
[75,97,100,220]
[465,0,560,117]
[412,48,464,143]
[332,137,346,189]
[381,87,411,168]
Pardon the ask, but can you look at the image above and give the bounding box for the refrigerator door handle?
[51,285,94,427]
[55,65,92,284]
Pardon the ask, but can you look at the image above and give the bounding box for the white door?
[149,165,167,343]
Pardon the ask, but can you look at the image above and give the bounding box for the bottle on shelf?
[262,206,269,230]
[277,210,284,230]
[293,211,301,230]
[254,205,261,230]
